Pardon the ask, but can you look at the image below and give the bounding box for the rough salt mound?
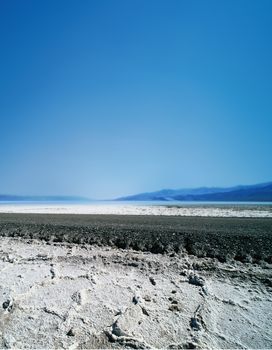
[0,237,271,349]
[0,214,271,263]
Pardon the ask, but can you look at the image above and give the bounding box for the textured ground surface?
[0,203,272,217]
[0,214,272,263]
[0,237,272,349]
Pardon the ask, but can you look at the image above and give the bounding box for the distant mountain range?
[1,182,272,203]
[0,195,90,202]
[117,182,272,202]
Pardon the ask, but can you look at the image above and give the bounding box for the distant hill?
[0,195,90,202]
[117,182,272,202]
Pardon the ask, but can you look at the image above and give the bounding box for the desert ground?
[0,214,271,349]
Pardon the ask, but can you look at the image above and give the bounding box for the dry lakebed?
[0,214,271,349]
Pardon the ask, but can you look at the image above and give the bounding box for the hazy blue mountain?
[117,182,272,202]
[173,183,272,202]
[0,195,90,202]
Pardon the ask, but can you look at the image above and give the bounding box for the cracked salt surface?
[0,237,271,349]
[0,202,272,217]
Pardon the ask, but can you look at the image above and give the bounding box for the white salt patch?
[0,203,271,217]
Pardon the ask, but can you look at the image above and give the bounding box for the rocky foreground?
[0,214,271,349]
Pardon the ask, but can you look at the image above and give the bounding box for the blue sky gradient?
[0,0,271,198]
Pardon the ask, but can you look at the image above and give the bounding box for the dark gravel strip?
[0,214,271,262]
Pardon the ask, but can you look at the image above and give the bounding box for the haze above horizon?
[1,0,271,199]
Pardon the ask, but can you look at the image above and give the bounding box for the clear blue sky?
[0,0,271,199]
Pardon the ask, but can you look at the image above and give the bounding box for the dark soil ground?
[0,214,271,263]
